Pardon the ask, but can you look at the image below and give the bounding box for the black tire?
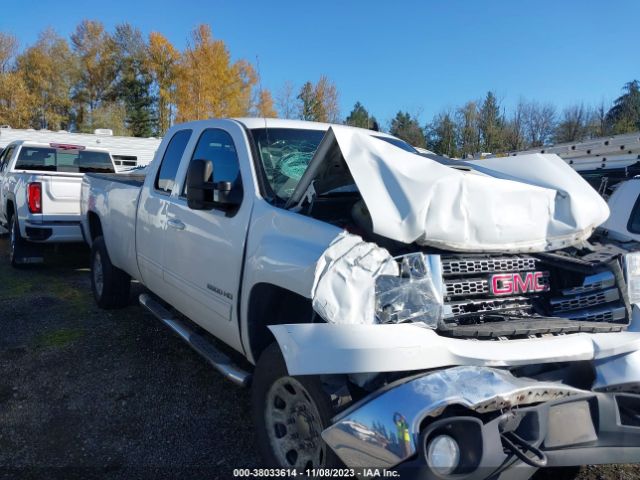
[252,342,341,469]
[8,214,27,268]
[91,236,131,309]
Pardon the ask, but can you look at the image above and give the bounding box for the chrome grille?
[442,256,537,275]
[445,278,489,297]
[550,288,620,313]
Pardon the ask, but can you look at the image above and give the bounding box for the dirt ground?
[0,235,638,479]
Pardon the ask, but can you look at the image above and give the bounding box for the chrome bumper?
[322,361,640,474]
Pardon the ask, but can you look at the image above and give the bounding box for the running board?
[139,293,251,387]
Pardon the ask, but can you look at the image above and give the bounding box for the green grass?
[35,328,85,348]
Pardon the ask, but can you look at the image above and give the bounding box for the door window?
[182,128,242,197]
[0,146,15,173]
[155,129,192,194]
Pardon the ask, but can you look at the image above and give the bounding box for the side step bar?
[139,293,251,387]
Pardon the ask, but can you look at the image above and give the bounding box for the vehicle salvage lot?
[0,235,638,480]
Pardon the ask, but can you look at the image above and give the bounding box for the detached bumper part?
[321,366,640,475]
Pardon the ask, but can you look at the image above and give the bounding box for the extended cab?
[0,140,116,266]
[81,118,640,478]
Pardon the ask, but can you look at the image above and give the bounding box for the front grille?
[441,254,628,336]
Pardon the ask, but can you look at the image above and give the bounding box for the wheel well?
[5,200,14,222]
[87,212,103,241]
[247,283,313,362]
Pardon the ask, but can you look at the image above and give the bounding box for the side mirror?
[186,159,214,210]
[186,159,242,210]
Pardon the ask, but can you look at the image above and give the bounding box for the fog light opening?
[426,434,460,475]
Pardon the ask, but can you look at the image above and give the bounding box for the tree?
[276,81,296,119]
[606,80,640,134]
[0,72,35,128]
[522,101,556,147]
[253,89,277,117]
[504,99,527,151]
[113,23,155,137]
[478,91,504,153]
[554,104,589,144]
[70,20,118,131]
[16,29,75,130]
[0,33,18,73]
[426,111,457,156]
[390,111,426,148]
[146,32,180,135]
[297,76,340,122]
[456,101,479,157]
[175,24,257,121]
[345,101,377,129]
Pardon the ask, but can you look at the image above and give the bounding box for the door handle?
[167,218,185,231]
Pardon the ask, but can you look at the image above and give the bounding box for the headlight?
[426,434,460,475]
[375,253,444,328]
[625,252,640,304]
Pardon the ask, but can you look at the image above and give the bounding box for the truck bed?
[84,172,146,188]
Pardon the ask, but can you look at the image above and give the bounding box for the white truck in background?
[80,118,640,479]
[0,140,116,266]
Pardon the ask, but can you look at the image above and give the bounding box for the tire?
[91,236,131,309]
[8,214,27,268]
[252,342,341,469]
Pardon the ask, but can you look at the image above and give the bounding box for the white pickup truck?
[0,140,116,266]
[81,118,640,478]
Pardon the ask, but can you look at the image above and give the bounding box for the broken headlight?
[625,252,640,305]
[375,253,444,328]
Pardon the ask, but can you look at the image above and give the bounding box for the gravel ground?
[0,235,638,479]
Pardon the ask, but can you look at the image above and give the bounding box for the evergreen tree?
[390,111,426,148]
[478,91,504,153]
[606,80,640,134]
[345,101,370,128]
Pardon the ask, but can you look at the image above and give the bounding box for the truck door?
[162,123,251,352]
[0,145,16,225]
[135,129,194,297]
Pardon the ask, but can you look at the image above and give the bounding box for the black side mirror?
[186,159,241,210]
[187,159,214,210]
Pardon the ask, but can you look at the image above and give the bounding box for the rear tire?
[8,214,27,268]
[91,236,131,309]
[252,343,341,469]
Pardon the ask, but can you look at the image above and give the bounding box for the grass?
[35,327,84,348]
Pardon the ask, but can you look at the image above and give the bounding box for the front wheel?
[91,236,131,309]
[252,343,341,469]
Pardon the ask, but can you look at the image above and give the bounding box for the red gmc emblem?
[490,272,549,296]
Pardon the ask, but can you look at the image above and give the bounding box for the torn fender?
[268,322,640,375]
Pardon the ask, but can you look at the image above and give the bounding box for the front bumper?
[322,362,640,477]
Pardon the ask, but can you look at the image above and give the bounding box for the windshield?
[251,128,326,200]
[15,147,114,173]
[251,128,417,201]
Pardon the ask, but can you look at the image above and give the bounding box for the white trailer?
[0,126,161,170]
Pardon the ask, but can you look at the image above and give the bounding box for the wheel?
[8,214,27,268]
[252,343,341,469]
[91,236,131,309]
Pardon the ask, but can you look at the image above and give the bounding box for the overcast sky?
[2,0,638,126]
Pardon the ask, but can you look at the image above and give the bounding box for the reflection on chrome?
[321,366,584,468]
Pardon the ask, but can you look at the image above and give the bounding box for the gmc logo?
[490,272,549,296]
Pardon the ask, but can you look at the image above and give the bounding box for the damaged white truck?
[80,118,640,478]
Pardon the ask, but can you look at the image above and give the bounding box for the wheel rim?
[93,251,104,296]
[265,377,326,469]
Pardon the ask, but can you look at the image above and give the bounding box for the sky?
[1,0,639,127]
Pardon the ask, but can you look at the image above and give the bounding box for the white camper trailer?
[0,126,161,170]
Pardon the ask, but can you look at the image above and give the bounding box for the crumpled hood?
[296,126,610,253]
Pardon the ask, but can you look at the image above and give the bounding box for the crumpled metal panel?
[323,126,610,252]
[322,366,585,468]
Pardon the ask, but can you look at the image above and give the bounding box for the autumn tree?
[456,101,480,157]
[390,111,426,148]
[522,101,556,147]
[15,29,75,130]
[70,20,118,131]
[297,76,340,122]
[345,101,378,130]
[146,32,180,135]
[554,104,589,143]
[253,89,277,117]
[175,25,257,121]
[0,33,18,73]
[0,72,34,127]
